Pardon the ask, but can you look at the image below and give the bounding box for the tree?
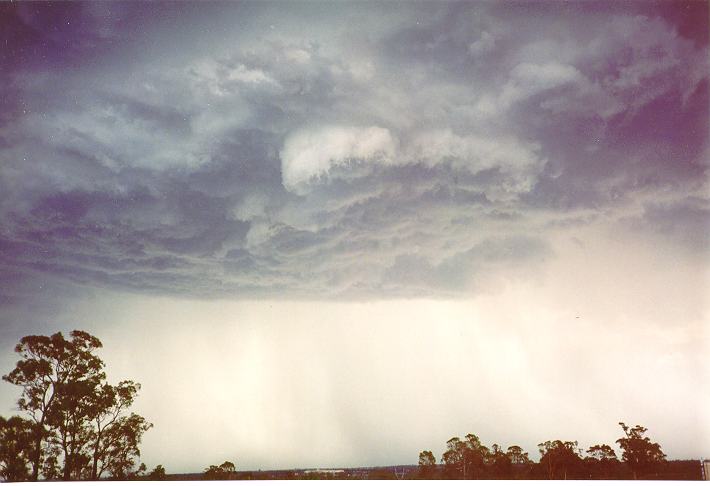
[506,445,531,465]
[441,437,465,479]
[149,464,167,480]
[585,444,619,478]
[0,415,35,481]
[3,331,151,480]
[204,461,237,480]
[616,422,665,479]
[441,433,489,479]
[41,444,62,480]
[538,440,583,479]
[418,450,436,478]
[2,331,104,480]
[101,414,153,479]
[462,433,489,479]
[48,378,101,480]
[489,443,512,478]
[87,381,151,480]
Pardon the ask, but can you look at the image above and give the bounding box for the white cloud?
[280,126,399,194]
[280,125,545,201]
[226,64,278,85]
[407,129,545,199]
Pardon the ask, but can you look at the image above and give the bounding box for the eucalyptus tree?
[505,445,531,465]
[3,330,151,480]
[87,381,153,479]
[3,331,104,480]
[0,415,35,481]
[616,422,665,479]
[585,444,619,479]
[538,440,583,480]
[418,450,436,478]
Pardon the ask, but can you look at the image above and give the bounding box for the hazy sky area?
[0,0,708,473]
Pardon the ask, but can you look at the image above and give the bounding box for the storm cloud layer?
[1,1,709,472]
[0,1,708,305]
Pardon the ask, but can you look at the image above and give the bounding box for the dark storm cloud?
[0,1,707,307]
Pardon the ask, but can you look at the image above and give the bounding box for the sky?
[0,0,708,473]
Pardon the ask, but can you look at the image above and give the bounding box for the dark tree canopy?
[3,331,151,481]
[616,422,666,479]
[3,331,104,480]
[204,460,237,480]
[149,464,167,480]
[506,445,531,465]
[417,450,436,478]
[0,416,35,482]
[538,440,583,480]
[585,444,619,479]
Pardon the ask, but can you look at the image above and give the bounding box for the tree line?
[0,331,153,481]
[418,423,668,480]
[0,330,692,482]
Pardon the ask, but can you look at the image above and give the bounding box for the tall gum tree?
[616,422,666,479]
[3,331,151,480]
[2,331,103,480]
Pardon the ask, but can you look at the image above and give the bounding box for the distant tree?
[585,444,619,478]
[0,415,35,481]
[616,422,665,479]
[204,461,237,480]
[2,331,104,480]
[505,445,532,479]
[506,445,531,465]
[418,450,436,478]
[441,434,489,479]
[220,461,236,477]
[488,443,512,478]
[204,465,221,480]
[538,440,583,480]
[149,464,167,480]
[462,433,489,479]
[586,444,618,462]
[441,437,465,479]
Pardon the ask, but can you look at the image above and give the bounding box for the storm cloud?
[1,1,706,306]
[0,1,708,471]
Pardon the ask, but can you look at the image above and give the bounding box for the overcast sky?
[0,0,708,473]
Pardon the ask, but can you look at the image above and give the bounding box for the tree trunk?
[31,432,42,481]
[63,451,72,481]
[62,435,71,481]
[91,430,101,480]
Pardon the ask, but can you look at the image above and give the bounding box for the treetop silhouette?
[1,330,151,481]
